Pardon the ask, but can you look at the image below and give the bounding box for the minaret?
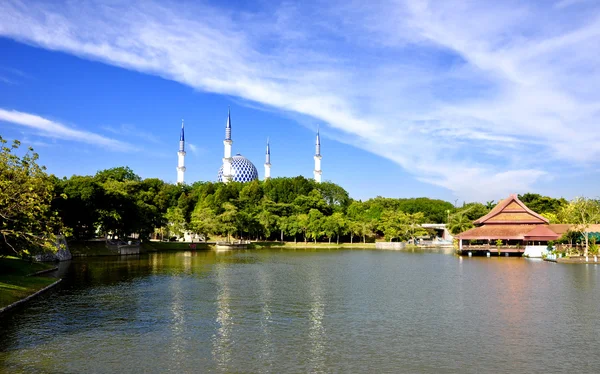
[264,137,271,180]
[177,119,186,184]
[222,108,233,183]
[313,128,322,183]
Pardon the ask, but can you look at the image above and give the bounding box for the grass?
[0,256,57,309]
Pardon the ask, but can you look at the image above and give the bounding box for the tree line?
[2,137,597,257]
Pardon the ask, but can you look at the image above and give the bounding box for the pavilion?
[457,194,562,256]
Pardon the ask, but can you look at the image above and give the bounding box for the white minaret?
[176,119,186,184]
[313,128,322,183]
[264,137,271,180]
[222,108,233,183]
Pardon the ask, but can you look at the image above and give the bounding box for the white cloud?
[0,0,598,200]
[102,124,161,144]
[0,108,133,151]
[187,143,200,155]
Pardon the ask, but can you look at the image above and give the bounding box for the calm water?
[1,249,600,373]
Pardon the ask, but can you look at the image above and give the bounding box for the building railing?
[463,244,524,250]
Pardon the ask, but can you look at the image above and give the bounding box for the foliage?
[589,237,598,255]
[448,214,474,235]
[519,193,567,216]
[164,207,186,238]
[10,136,597,248]
[558,197,600,256]
[457,203,490,221]
[0,137,64,256]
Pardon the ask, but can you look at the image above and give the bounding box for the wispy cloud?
[0,66,31,84]
[0,0,599,199]
[102,124,161,144]
[0,76,15,85]
[188,143,199,154]
[0,108,133,151]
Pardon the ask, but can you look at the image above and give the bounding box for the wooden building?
[458,194,557,256]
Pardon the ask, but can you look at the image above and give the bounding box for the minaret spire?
[225,106,232,141]
[313,126,322,183]
[177,119,186,184]
[222,108,233,183]
[264,137,271,180]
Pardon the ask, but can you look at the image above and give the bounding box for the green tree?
[403,212,427,243]
[94,166,141,183]
[190,206,217,240]
[164,206,186,238]
[0,138,63,256]
[280,215,300,243]
[458,203,490,221]
[296,213,310,243]
[53,175,103,240]
[380,211,405,242]
[347,219,361,244]
[330,212,347,244]
[559,197,600,256]
[358,218,374,244]
[519,193,567,215]
[307,209,324,243]
[448,214,474,235]
[218,202,238,242]
[257,208,278,239]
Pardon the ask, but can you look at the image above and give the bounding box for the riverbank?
[0,257,58,310]
[249,241,377,249]
[545,256,600,264]
[68,240,378,256]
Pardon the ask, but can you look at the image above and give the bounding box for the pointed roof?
[458,224,539,240]
[474,194,549,225]
[225,107,232,141]
[180,119,185,142]
[523,225,560,241]
[315,127,321,156]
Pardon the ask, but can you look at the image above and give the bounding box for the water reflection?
[212,263,233,371]
[307,267,326,373]
[2,249,600,373]
[257,266,273,373]
[167,274,186,371]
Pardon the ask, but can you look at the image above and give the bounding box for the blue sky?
[1,0,599,202]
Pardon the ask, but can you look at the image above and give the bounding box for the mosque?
[176,109,322,184]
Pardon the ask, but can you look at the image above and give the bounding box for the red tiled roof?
[458,225,539,240]
[474,194,549,225]
[458,224,600,241]
[524,225,560,241]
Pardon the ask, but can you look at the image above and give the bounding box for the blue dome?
[218,154,259,183]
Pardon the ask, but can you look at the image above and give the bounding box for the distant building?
[457,194,599,257]
[176,109,324,184]
[176,120,186,184]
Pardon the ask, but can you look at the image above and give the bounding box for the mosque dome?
[218,154,259,183]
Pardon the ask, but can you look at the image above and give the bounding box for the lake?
[1,249,600,373]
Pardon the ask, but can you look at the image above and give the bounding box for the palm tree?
[448,214,474,235]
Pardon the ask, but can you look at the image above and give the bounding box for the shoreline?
[545,256,600,264]
[0,279,62,316]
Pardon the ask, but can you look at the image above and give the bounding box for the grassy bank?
[0,256,57,309]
